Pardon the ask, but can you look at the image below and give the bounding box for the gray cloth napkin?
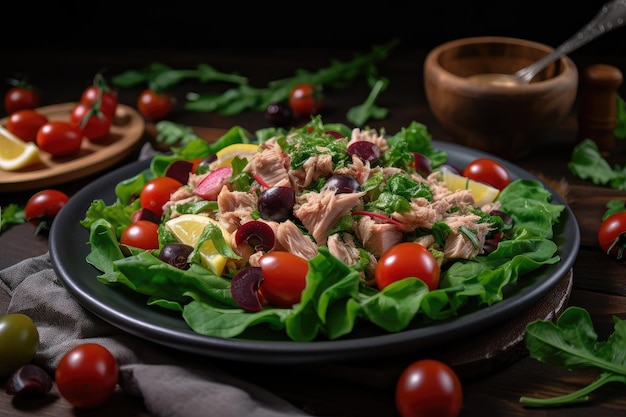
[0,253,317,417]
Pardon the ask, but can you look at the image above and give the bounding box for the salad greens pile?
[80,117,565,342]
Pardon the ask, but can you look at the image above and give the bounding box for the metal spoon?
[469,0,626,85]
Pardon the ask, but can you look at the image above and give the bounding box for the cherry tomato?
[80,74,118,118]
[396,359,463,417]
[140,176,183,217]
[462,158,510,190]
[288,82,323,117]
[375,242,440,291]
[137,88,174,120]
[81,86,118,118]
[24,189,70,233]
[258,251,308,308]
[4,85,40,114]
[598,211,626,260]
[120,220,160,250]
[55,343,119,409]
[70,102,112,141]
[0,313,39,377]
[6,109,48,142]
[36,121,84,156]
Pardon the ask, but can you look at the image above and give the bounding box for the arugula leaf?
[112,62,248,92]
[155,121,200,146]
[521,306,626,407]
[568,139,626,190]
[0,204,25,234]
[184,39,399,116]
[346,78,389,126]
[603,199,626,220]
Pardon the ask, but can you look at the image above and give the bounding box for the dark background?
[0,0,623,128]
[1,0,623,55]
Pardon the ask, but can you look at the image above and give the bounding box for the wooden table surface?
[1,45,626,417]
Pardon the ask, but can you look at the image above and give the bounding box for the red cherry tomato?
[375,242,440,291]
[288,83,323,117]
[120,220,160,250]
[24,189,70,231]
[36,121,84,156]
[139,176,183,218]
[70,102,112,141]
[6,109,48,142]
[598,211,626,260]
[396,359,463,417]
[80,74,118,118]
[462,158,510,190]
[258,251,308,308]
[4,85,40,114]
[137,88,174,120]
[81,86,118,118]
[55,343,119,409]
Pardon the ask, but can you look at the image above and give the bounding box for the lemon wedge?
[214,143,260,168]
[441,169,500,206]
[165,214,232,275]
[0,125,41,171]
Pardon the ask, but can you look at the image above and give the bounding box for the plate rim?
[49,139,580,364]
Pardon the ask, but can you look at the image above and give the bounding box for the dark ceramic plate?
[49,141,580,364]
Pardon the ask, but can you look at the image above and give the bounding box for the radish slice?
[194,166,233,201]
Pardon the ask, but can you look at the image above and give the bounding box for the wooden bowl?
[424,36,578,159]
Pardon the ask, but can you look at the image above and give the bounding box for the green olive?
[0,313,40,377]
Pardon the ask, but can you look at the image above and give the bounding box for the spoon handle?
[516,0,626,83]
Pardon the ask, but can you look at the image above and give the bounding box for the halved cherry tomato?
[36,121,84,156]
[137,88,173,120]
[55,343,119,409]
[396,359,463,417]
[70,102,112,141]
[375,242,440,291]
[598,211,626,260]
[6,109,48,142]
[4,85,40,114]
[120,220,160,250]
[463,158,510,190]
[288,82,323,117]
[139,176,183,217]
[258,251,308,308]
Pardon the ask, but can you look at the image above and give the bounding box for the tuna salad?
[81,117,564,341]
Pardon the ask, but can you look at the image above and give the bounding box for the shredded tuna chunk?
[327,233,361,266]
[334,155,372,184]
[217,187,258,233]
[391,198,448,232]
[354,216,403,258]
[443,213,492,259]
[162,187,201,219]
[289,153,334,191]
[295,189,366,245]
[275,220,318,259]
[245,138,291,187]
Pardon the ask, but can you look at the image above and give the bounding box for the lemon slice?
[165,214,232,275]
[0,125,41,171]
[214,143,260,168]
[441,169,500,206]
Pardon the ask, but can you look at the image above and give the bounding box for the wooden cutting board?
[0,103,145,192]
